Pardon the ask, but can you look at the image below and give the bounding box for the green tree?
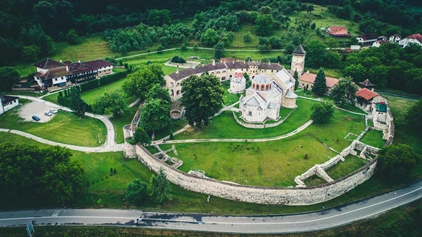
[243,31,252,43]
[150,168,172,204]
[214,41,225,60]
[123,65,165,101]
[147,9,171,26]
[293,70,299,90]
[330,77,358,107]
[284,42,295,54]
[92,91,127,117]
[377,144,419,180]
[311,101,334,123]
[201,28,219,47]
[22,45,41,62]
[0,67,20,91]
[343,64,367,83]
[140,99,170,133]
[255,14,274,36]
[69,86,87,118]
[406,99,422,134]
[134,127,151,146]
[312,68,327,96]
[181,74,224,127]
[125,178,148,205]
[147,84,171,103]
[66,29,81,45]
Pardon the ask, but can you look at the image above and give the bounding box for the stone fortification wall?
[136,145,377,206]
[232,110,294,129]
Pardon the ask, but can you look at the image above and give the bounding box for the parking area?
[18,101,58,123]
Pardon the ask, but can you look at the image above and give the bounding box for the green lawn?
[80,79,135,105]
[110,103,140,144]
[154,118,188,140]
[160,134,337,187]
[222,81,243,106]
[325,155,368,180]
[0,105,106,147]
[304,175,327,186]
[360,130,385,148]
[384,95,418,123]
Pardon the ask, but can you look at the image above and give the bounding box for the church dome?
[234,69,243,78]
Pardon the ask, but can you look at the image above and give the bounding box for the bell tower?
[291,45,306,76]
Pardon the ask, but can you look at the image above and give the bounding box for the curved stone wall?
[232,111,295,129]
[136,145,377,206]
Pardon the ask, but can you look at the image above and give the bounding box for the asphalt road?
[0,180,421,234]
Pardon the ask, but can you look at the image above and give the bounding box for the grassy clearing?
[360,129,385,148]
[154,119,188,140]
[161,135,336,187]
[80,79,135,105]
[222,82,243,106]
[384,95,418,123]
[325,155,368,180]
[0,106,106,146]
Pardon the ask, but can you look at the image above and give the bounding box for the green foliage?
[99,71,128,86]
[293,70,299,90]
[406,99,422,134]
[312,68,327,96]
[378,144,420,181]
[255,14,274,36]
[123,64,165,101]
[243,32,252,43]
[22,45,41,62]
[214,41,225,60]
[92,91,127,117]
[148,9,171,26]
[285,42,295,54]
[170,56,186,64]
[140,99,171,133]
[147,84,171,103]
[134,127,151,146]
[0,67,20,91]
[66,29,81,45]
[80,79,99,92]
[305,40,341,68]
[181,73,224,127]
[330,77,358,107]
[201,28,219,47]
[150,168,172,204]
[125,178,148,205]
[311,101,334,124]
[69,87,87,118]
[0,143,83,205]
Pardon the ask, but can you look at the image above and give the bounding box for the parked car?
[50,109,58,114]
[32,115,40,121]
[44,111,53,116]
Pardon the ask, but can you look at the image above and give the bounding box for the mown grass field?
[0,105,106,147]
[360,129,385,148]
[325,155,368,180]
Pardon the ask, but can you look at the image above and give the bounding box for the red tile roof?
[326,26,349,37]
[299,72,339,88]
[356,88,378,101]
[407,33,422,43]
[33,58,65,69]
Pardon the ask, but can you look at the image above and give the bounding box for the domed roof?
[253,75,271,84]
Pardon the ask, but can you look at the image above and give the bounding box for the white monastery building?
[399,33,422,47]
[229,69,246,93]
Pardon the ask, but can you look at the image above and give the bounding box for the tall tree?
[406,99,422,135]
[139,98,170,133]
[181,73,224,127]
[92,91,127,117]
[134,127,151,146]
[311,101,334,124]
[69,86,87,118]
[377,144,419,181]
[147,84,171,103]
[312,68,327,96]
[213,41,225,60]
[150,168,172,204]
[201,28,219,47]
[123,65,164,101]
[0,67,19,91]
[255,14,274,36]
[293,70,299,90]
[125,178,148,205]
[330,77,358,107]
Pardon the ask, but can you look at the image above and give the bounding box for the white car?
[44,111,53,116]
[50,109,58,114]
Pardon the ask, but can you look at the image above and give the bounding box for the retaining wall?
[232,110,294,129]
[136,145,377,206]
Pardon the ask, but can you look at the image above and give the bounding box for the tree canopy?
[311,101,334,124]
[181,73,224,127]
[134,127,151,146]
[406,99,422,135]
[0,67,19,91]
[214,41,225,60]
[123,65,165,101]
[255,14,273,36]
[312,68,327,96]
[330,77,358,107]
[150,168,172,204]
[92,91,127,117]
[125,178,148,205]
[0,143,83,207]
[68,86,87,118]
[147,84,171,103]
[377,144,420,181]
[139,98,171,133]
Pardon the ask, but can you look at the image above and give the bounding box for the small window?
[248,111,252,116]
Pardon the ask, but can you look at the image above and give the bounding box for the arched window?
[170,82,174,87]
[170,89,174,96]
[176,90,180,95]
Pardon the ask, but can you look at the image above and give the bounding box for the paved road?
[0,180,420,234]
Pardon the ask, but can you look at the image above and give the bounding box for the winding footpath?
[0,180,421,233]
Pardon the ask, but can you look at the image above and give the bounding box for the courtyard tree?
[125,178,148,205]
[0,67,19,91]
[181,74,224,127]
[312,68,327,96]
[293,70,299,90]
[134,127,151,146]
[255,14,274,36]
[0,143,83,206]
[92,91,127,117]
[377,144,419,181]
[139,98,170,133]
[406,98,422,135]
[311,101,334,123]
[69,86,87,118]
[123,64,165,101]
[214,41,225,60]
[150,168,172,204]
[330,77,358,107]
[147,84,171,103]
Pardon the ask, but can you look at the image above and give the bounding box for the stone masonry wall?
[136,145,377,206]
[232,110,294,129]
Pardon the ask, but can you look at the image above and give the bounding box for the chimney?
[78,60,81,63]
[268,61,270,65]
[212,59,215,66]
[371,88,374,92]
[176,70,179,74]
[307,70,310,73]
[66,65,69,72]
[60,60,62,63]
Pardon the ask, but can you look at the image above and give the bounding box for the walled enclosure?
[136,145,377,206]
